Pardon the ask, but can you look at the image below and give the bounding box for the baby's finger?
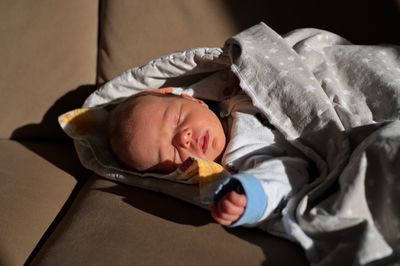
[215,204,241,222]
[218,196,245,216]
[226,191,247,207]
[210,204,235,226]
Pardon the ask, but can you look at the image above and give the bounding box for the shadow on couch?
[11,84,96,181]
[98,184,213,226]
[98,183,309,266]
[12,85,98,266]
[221,0,400,45]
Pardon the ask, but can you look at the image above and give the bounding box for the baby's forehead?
[123,94,184,163]
[129,94,170,113]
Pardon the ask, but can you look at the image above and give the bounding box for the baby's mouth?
[199,131,209,154]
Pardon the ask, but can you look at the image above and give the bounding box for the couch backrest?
[0,0,99,140]
[96,0,239,84]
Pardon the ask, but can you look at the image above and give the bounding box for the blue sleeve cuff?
[214,173,268,227]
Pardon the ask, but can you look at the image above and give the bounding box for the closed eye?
[176,106,182,127]
[172,106,182,167]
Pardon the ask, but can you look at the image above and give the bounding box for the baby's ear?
[180,93,209,108]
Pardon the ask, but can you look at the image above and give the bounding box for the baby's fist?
[211,191,247,226]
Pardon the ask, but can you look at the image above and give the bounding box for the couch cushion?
[0,0,98,139]
[31,176,308,265]
[97,0,238,83]
[0,140,87,266]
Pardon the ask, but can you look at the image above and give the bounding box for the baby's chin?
[212,151,224,164]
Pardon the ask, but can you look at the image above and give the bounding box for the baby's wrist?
[214,178,244,203]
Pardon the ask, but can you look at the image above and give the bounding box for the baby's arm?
[211,191,247,226]
[210,155,310,227]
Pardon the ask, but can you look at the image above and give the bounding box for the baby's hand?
[211,191,247,226]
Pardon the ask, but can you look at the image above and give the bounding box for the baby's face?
[120,94,226,173]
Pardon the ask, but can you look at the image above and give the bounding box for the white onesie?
[216,91,310,227]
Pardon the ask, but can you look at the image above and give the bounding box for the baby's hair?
[106,91,181,170]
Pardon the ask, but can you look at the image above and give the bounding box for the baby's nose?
[174,129,193,148]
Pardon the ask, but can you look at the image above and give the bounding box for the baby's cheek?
[212,137,225,157]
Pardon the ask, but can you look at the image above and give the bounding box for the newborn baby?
[107,91,247,225]
[107,88,308,226]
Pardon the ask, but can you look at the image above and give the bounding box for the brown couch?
[1,1,399,265]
